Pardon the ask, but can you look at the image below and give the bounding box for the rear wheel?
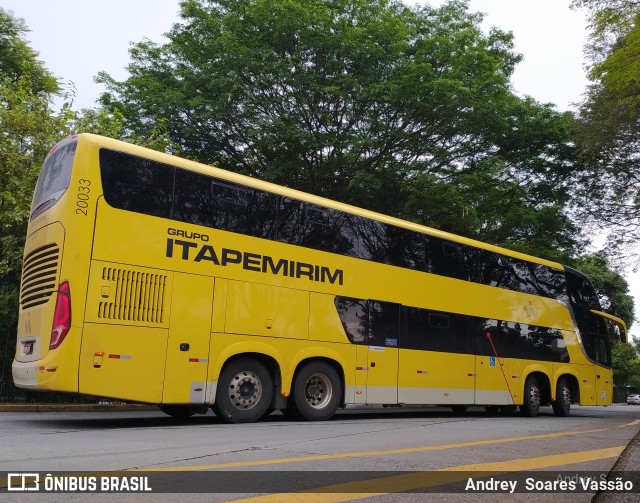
[287,361,341,421]
[521,375,541,417]
[551,377,571,417]
[213,358,273,423]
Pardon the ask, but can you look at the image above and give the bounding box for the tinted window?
[369,301,400,347]
[278,200,356,255]
[574,307,612,366]
[403,307,470,353]
[352,218,388,262]
[100,149,174,218]
[387,227,426,270]
[404,307,428,349]
[173,168,220,227]
[474,318,568,362]
[565,268,601,310]
[440,241,468,281]
[31,140,77,219]
[98,149,568,303]
[334,297,368,343]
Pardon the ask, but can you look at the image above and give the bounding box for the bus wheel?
[214,358,273,423]
[159,405,198,419]
[521,376,541,417]
[289,362,341,421]
[551,377,571,417]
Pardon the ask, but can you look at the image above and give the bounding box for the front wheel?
[287,362,341,421]
[213,358,273,423]
[551,377,571,417]
[521,375,541,417]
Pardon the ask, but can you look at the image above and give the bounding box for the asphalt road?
[1,404,639,502]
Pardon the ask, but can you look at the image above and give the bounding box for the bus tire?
[551,377,571,417]
[213,358,273,423]
[521,375,541,417]
[289,361,341,421]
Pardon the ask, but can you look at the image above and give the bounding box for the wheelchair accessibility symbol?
[489,357,496,367]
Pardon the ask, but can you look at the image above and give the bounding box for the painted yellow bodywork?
[13,134,617,408]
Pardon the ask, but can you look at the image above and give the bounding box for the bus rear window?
[31,139,77,219]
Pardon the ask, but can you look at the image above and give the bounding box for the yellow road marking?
[618,419,640,428]
[141,428,607,472]
[228,446,625,503]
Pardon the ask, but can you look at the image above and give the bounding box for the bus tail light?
[50,281,71,349]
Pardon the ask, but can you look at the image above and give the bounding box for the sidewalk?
[593,429,640,502]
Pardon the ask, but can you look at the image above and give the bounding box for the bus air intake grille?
[98,268,167,324]
[20,244,60,309]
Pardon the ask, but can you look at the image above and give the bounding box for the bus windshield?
[31,138,77,220]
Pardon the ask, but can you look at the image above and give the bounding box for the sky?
[2,0,639,335]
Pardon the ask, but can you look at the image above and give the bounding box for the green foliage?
[0,10,67,400]
[0,9,126,400]
[97,0,580,262]
[0,9,58,94]
[612,341,640,388]
[571,1,640,250]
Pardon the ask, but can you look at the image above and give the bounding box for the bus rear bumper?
[12,357,77,392]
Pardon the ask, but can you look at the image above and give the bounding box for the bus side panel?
[162,273,214,404]
[79,324,168,403]
[79,261,173,403]
[595,366,613,405]
[398,350,474,405]
[474,354,513,405]
[225,280,309,339]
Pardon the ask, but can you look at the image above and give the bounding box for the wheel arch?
[212,342,284,382]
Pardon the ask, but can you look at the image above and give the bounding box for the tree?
[0,8,67,400]
[98,0,579,261]
[571,1,640,251]
[0,9,126,400]
[612,341,640,388]
[0,9,58,94]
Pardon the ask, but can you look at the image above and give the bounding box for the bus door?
[474,323,513,406]
[162,273,214,404]
[475,354,513,405]
[398,309,475,406]
[360,301,399,404]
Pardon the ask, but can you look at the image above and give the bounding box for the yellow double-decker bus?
[13,133,626,422]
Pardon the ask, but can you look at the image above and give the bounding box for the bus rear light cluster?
[50,281,71,350]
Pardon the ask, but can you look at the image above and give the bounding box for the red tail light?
[50,281,71,349]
